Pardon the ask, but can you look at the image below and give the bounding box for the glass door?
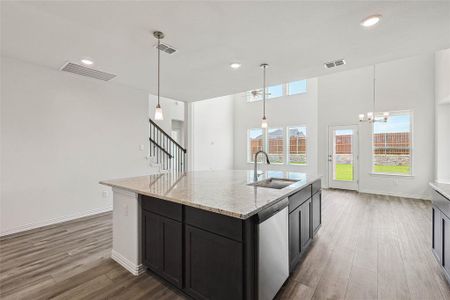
[328,125,359,190]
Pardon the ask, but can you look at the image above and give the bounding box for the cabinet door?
[312,192,321,236]
[142,210,182,288]
[289,205,301,272]
[142,210,161,271]
[443,213,450,276]
[300,199,312,251]
[159,217,182,288]
[432,206,442,263]
[185,225,243,300]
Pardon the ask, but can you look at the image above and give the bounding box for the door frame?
[327,124,359,191]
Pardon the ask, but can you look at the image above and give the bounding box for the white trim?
[0,205,113,237]
[111,249,145,276]
[369,172,414,178]
[358,188,431,201]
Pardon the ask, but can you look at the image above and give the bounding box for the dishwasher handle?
[257,198,289,224]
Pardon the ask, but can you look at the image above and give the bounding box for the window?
[287,80,307,95]
[246,80,307,102]
[267,85,283,99]
[248,128,264,162]
[288,126,307,165]
[372,111,412,175]
[267,128,284,163]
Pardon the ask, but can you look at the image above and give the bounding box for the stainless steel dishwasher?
[257,198,289,300]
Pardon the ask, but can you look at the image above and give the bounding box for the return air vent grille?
[324,59,346,69]
[155,43,177,54]
[60,62,116,81]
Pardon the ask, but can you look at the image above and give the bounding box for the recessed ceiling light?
[230,63,241,69]
[81,58,94,66]
[361,15,382,27]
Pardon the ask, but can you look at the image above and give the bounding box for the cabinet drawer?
[312,179,321,196]
[141,195,182,222]
[185,206,243,242]
[432,190,450,219]
[289,185,312,213]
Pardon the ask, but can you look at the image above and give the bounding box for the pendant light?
[359,65,389,123]
[154,31,164,121]
[261,63,269,128]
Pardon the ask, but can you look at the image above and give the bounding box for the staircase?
[149,118,186,172]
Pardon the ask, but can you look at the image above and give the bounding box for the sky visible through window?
[288,80,307,95]
[374,114,410,133]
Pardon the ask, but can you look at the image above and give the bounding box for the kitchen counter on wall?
[430,181,450,199]
[100,170,320,219]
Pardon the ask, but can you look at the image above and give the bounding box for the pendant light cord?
[263,65,266,118]
[157,38,161,107]
[373,65,376,113]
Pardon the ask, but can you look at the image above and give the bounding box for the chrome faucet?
[254,150,271,182]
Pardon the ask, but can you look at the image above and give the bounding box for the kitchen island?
[100,170,321,300]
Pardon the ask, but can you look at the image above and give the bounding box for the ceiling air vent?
[155,43,177,54]
[60,62,116,81]
[324,59,346,69]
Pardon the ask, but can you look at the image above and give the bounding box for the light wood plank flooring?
[1,190,449,299]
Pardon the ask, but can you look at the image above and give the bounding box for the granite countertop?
[430,182,450,199]
[100,170,321,219]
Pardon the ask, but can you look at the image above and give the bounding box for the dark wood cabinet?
[185,225,243,300]
[443,213,450,276]
[431,189,450,284]
[312,192,321,235]
[432,206,443,263]
[142,210,182,288]
[289,198,312,271]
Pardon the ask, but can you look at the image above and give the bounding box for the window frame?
[287,125,308,166]
[370,110,414,177]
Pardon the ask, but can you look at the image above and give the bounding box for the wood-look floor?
[1,190,449,299]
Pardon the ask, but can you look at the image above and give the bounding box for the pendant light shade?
[154,31,164,121]
[261,116,268,128]
[261,63,269,128]
[155,103,163,120]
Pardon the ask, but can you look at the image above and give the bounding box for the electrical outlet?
[123,204,128,216]
[139,144,145,151]
[102,191,109,198]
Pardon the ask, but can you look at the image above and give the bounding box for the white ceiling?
[2,1,450,102]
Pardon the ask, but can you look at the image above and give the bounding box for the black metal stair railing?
[149,118,186,172]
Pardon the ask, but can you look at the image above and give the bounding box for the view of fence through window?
[333,129,353,181]
[268,128,284,163]
[373,113,411,174]
[248,128,264,162]
[248,126,307,165]
[288,127,307,165]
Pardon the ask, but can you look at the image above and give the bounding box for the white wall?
[0,57,158,235]
[318,54,435,199]
[435,48,450,183]
[233,79,319,174]
[191,95,234,171]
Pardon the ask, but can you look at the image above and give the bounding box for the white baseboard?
[358,189,431,200]
[111,249,144,276]
[0,205,113,237]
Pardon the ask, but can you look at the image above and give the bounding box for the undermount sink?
[249,178,299,189]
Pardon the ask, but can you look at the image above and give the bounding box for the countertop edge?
[100,175,322,219]
[429,182,450,199]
